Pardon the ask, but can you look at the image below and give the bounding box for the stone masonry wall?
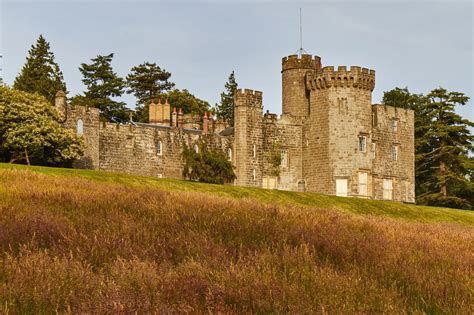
[372,105,415,202]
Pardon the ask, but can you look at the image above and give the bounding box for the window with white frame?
[252,144,256,158]
[157,141,163,155]
[391,119,398,132]
[194,144,199,153]
[359,136,367,152]
[228,148,232,161]
[280,150,288,168]
[76,119,84,136]
[392,145,398,161]
[383,179,393,200]
[371,143,376,159]
[358,172,368,196]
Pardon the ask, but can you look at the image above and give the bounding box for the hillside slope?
[0,165,473,313]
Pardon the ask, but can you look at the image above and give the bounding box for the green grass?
[1,162,472,225]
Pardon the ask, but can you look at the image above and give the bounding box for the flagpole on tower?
[296,8,308,57]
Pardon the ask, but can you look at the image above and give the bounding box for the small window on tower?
[391,119,398,132]
[392,145,399,161]
[228,148,232,161]
[252,169,256,181]
[359,136,367,152]
[157,141,163,156]
[252,144,256,158]
[371,143,376,159]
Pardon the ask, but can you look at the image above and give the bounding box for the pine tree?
[13,35,67,103]
[420,88,473,208]
[126,62,174,104]
[215,71,238,126]
[72,53,127,121]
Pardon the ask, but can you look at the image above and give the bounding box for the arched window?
[157,141,163,155]
[228,148,232,161]
[194,144,199,153]
[76,119,84,135]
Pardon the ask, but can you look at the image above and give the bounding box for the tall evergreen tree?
[13,35,67,103]
[126,62,175,121]
[71,53,127,121]
[420,88,473,208]
[215,71,238,126]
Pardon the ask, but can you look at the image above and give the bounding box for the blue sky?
[1,0,472,123]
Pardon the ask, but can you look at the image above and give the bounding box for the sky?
[1,0,473,123]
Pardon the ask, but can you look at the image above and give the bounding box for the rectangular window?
[252,169,256,181]
[391,119,398,132]
[280,150,288,168]
[336,179,348,197]
[359,136,367,152]
[383,179,393,200]
[371,143,376,159]
[252,144,256,158]
[358,172,367,196]
[392,145,398,161]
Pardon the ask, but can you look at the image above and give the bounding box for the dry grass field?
[0,164,473,313]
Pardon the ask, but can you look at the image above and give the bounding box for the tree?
[126,62,175,118]
[72,53,127,121]
[215,71,238,126]
[383,87,474,209]
[0,86,83,166]
[13,35,67,103]
[135,88,210,123]
[182,142,236,184]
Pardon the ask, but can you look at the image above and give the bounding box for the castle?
[56,53,415,203]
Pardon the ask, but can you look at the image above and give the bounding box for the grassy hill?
[0,163,472,313]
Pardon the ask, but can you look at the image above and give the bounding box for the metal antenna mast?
[295,8,308,56]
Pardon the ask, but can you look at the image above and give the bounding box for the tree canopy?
[71,53,128,121]
[0,86,83,166]
[215,71,238,126]
[13,35,67,103]
[383,87,473,209]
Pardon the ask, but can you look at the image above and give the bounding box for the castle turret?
[234,89,263,187]
[55,90,67,116]
[281,54,321,117]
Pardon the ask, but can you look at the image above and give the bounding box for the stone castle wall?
[59,51,415,204]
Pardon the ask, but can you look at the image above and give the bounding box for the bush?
[182,142,235,184]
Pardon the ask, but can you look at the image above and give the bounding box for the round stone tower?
[281,54,321,117]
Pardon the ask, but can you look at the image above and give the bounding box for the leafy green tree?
[13,35,67,103]
[383,87,473,209]
[182,142,236,184]
[71,53,127,121]
[126,62,174,118]
[135,88,210,123]
[0,86,83,165]
[215,71,238,126]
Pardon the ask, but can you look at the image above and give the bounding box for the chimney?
[149,100,157,124]
[178,108,184,127]
[203,112,209,135]
[163,98,171,126]
[172,107,177,127]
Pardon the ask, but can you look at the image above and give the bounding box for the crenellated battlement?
[282,54,322,71]
[306,66,375,91]
[234,89,263,108]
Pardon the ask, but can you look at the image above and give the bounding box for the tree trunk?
[24,148,30,166]
[440,161,447,197]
